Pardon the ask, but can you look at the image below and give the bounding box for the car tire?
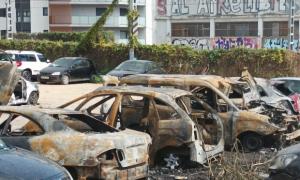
[241,133,263,152]
[28,91,39,105]
[61,75,69,85]
[22,70,32,81]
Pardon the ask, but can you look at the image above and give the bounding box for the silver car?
[9,77,39,105]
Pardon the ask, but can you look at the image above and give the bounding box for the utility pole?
[5,1,8,39]
[288,0,295,50]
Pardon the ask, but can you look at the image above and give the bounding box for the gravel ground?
[38,83,100,107]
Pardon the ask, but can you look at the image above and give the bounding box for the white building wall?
[0,0,16,38]
[30,0,49,32]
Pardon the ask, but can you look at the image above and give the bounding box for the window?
[172,23,210,37]
[120,8,128,16]
[215,22,258,36]
[0,113,44,136]
[264,22,288,37]
[22,54,36,62]
[96,8,106,16]
[0,8,6,17]
[43,30,48,33]
[43,7,48,16]
[154,98,180,120]
[37,54,47,62]
[120,30,128,39]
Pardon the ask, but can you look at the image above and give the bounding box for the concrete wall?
[31,0,49,32]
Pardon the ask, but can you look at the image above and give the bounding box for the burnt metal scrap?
[0,106,151,179]
[59,86,225,167]
[120,74,300,151]
[0,61,20,105]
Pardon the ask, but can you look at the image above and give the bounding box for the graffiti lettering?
[157,0,167,15]
[172,0,189,15]
[214,37,258,49]
[172,38,210,50]
[166,0,294,16]
[263,38,300,51]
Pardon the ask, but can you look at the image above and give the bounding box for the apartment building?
[0,0,14,39]
[153,0,300,51]
[49,0,153,44]
[0,0,49,38]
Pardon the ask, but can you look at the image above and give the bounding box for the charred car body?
[0,138,73,179]
[0,106,151,179]
[120,74,300,151]
[59,86,225,167]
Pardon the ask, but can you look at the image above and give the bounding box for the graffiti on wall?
[172,37,210,50]
[264,38,300,51]
[157,0,167,16]
[169,0,299,16]
[172,37,259,50]
[214,37,259,49]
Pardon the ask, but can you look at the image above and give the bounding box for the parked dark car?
[0,138,72,179]
[38,57,95,85]
[269,143,300,179]
[107,60,164,77]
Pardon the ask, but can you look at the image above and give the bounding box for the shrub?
[0,39,299,78]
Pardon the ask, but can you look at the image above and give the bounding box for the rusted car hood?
[0,62,19,105]
[30,129,151,168]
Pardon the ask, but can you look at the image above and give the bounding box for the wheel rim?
[29,92,38,105]
[245,135,262,151]
[22,71,31,81]
[62,76,69,84]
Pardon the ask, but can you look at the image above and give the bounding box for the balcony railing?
[49,0,146,5]
[50,15,146,27]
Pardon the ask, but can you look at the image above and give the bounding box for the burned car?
[0,138,73,179]
[0,60,20,105]
[0,106,151,179]
[269,143,300,179]
[59,86,224,167]
[120,74,300,151]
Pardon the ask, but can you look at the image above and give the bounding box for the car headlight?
[269,154,298,170]
[52,72,61,76]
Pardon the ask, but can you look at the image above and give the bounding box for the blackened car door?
[0,113,44,150]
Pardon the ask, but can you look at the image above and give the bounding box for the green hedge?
[13,32,114,42]
[0,39,299,78]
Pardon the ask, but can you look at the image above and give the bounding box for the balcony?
[49,0,146,5]
[70,16,145,27]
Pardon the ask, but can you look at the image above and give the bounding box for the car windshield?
[0,139,8,150]
[38,54,47,62]
[0,53,12,61]
[115,61,148,72]
[51,58,74,68]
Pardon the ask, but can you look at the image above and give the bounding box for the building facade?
[49,0,153,44]
[0,0,49,37]
[153,0,300,51]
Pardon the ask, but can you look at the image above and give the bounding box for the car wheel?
[28,91,39,105]
[61,75,69,85]
[22,70,32,81]
[241,133,263,152]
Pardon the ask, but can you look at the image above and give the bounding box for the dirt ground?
[38,83,100,107]
[37,82,274,180]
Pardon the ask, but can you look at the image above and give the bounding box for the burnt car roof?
[120,74,233,89]
[94,85,192,99]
